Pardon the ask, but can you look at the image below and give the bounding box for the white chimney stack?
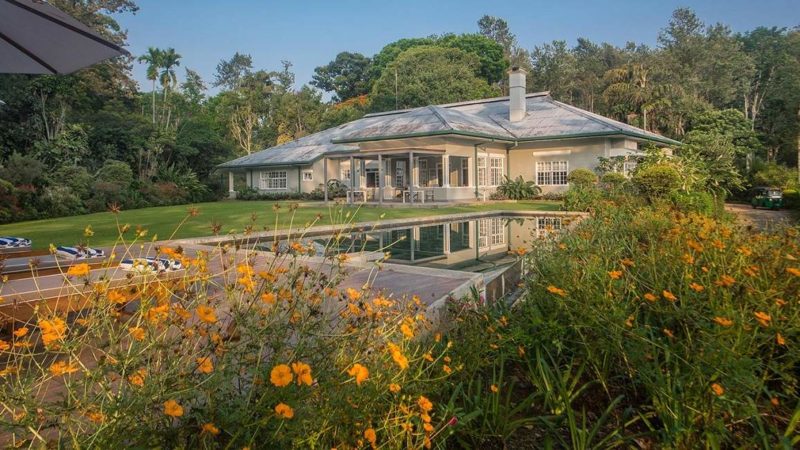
[508,66,527,122]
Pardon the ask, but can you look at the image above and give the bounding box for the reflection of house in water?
[321,216,564,273]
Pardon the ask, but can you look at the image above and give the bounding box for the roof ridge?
[363,91,551,118]
[486,113,520,139]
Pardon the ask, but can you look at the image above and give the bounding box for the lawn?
[0,200,560,249]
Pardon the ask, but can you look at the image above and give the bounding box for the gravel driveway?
[725,203,796,230]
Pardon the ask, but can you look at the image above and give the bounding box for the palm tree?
[137,47,163,124]
[158,48,181,129]
[603,63,653,130]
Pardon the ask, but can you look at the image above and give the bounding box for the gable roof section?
[219,93,679,170]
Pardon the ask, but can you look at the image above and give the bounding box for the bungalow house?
[218,68,679,203]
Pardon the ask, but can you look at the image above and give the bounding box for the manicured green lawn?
[0,200,560,249]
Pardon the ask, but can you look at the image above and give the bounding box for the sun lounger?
[55,246,105,260]
[119,257,183,274]
[0,236,31,248]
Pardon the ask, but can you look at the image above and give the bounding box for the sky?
[116,0,800,95]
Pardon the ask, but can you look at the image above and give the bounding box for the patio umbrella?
[0,0,128,74]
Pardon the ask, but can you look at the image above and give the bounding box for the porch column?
[443,224,451,254]
[378,154,384,205]
[349,155,355,204]
[323,157,328,202]
[228,171,235,199]
[442,155,450,188]
[408,151,414,204]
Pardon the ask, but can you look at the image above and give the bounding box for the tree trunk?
[151,80,156,124]
[797,106,800,184]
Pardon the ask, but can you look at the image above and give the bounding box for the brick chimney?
[508,66,527,122]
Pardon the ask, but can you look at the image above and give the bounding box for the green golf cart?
[750,186,784,210]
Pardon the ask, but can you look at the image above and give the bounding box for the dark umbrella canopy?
[0,0,128,74]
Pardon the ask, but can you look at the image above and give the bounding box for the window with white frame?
[302,170,313,181]
[260,170,287,190]
[536,161,568,186]
[490,157,504,186]
[395,161,406,187]
[341,166,351,181]
[460,158,469,186]
[477,157,486,186]
[478,218,506,248]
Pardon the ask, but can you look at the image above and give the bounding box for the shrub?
[0,153,48,187]
[495,176,541,200]
[40,185,86,217]
[752,163,796,189]
[96,159,134,186]
[670,190,720,215]
[783,189,799,209]
[567,168,597,187]
[562,185,602,212]
[632,163,681,200]
[140,181,189,206]
[600,171,627,190]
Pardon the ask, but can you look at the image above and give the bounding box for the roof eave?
[332,130,517,144]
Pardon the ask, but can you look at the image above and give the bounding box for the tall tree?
[158,48,181,129]
[312,52,372,102]
[213,52,253,91]
[137,47,162,124]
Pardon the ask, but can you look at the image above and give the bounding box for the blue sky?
[117,0,799,95]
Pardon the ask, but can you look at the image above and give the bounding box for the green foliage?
[600,171,627,189]
[96,159,134,186]
[0,153,47,186]
[494,176,541,200]
[562,185,602,212]
[311,52,372,101]
[753,162,797,188]
[632,163,681,200]
[567,168,597,187]
[370,46,499,111]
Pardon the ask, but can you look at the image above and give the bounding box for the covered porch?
[325,149,477,204]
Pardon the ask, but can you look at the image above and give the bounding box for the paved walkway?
[725,203,796,230]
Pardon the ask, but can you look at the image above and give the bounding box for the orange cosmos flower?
[274,402,294,419]
[364,428,377,447]
[0,340,11,352]
[196,306,217,324]
[291,361,313,386]
[621,258,635,267]
[49,360,79,376]
[490,384,499,393]
[625,315,635,328]
[164,399,183,417]
[387,342,409,370]
[85,410,105,424]
[418,396,433,413]
[689,282,705,293]
[347,363,369,386]
[128,327,145,341]
[38,317,67,348]
[546,285,566,297]
[12,327,28,338]
[389,383,401,393]
[201,422,220,435]
[711,383,724,396]
[107,290,127,304]
[713,317,734,327]
[346,287,362,301]
[662,290,677,302]
[128,368,146,386]
[681,253,695,264]
[66,263,91,277]
[261,292,276,304]
[714,275,735,288]
[608,270,623,280]
[776,333,786,346]
[662,328,675,339]
[643,293,658,302]
[754,311,771,327]
[196,357,214,374]
[270,364,293,387]
[786,267,800,277]
[400,322,414,339]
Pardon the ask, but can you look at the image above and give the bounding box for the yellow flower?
[291,361,313,386]
[164,399,183,417]
[107,290,127,304]
[400,322,414,339]
[443,364,452,375]
[662,290,677,302]
[546,285,566,297]
[0,340,10,352]
[196,305,217,324]
[423,352,434,362]
[270,364,293,387]
[625,315,635,328]
[786,267,800,277]
[713,317,734,327]
[85,410,105,424]
[776,333,786,346]
[643,293,657,302]
[490,384,499,393]
[49,360,79,376]
[387,343,409,370]
[608,270,623,280]
[347,363,369,386]
[662,328,675,339]
[196,357,214,374]
[129,327,145,341]
[681,253,695,264]
[66,263,91,277]
[38,317,67,348]
[12,327,28,338]
[201,422,220,435]
[418,396,433,413]
[737,246,752,257]
[621,258,635,267]
[711,383,724,396]
[389,383,401,393]
[754,311,771,327]
[274,402,294,419]
[689,282,705,292]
